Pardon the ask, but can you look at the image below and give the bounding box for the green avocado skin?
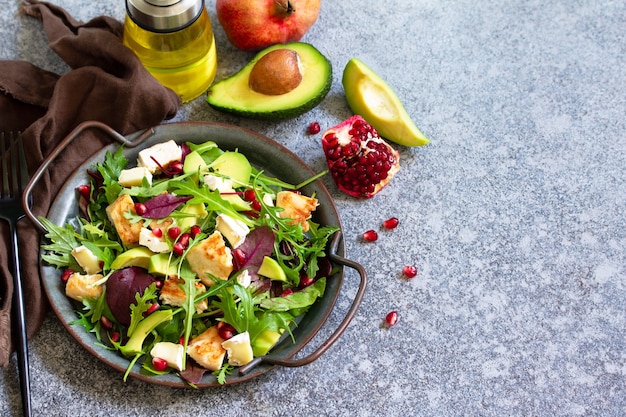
[206,42,332,121]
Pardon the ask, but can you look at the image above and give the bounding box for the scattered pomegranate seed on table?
[307,121,320,134]
[402,265,418,278]
[382,217,399,229]
[362,229,378,242]
[385,311,398,327]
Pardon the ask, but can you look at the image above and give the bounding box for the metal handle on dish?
[23,120,155,233]
[239,230,368,375]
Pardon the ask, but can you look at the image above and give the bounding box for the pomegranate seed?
[190,225,202,238]
[152,228,163,238]
[244,210,260,219]
[110,330,120,343]
[154,280,163,289]
[307,121,321,134]
[299,276,314,288]
[144,303,160,316]
[385,311,398,327]
[383,217,399,229]
[168,161,184,175]
[179,335,185,345]
[152,357,169,372]
[76,184,91,200]
[100,316,113,329]
[134,203,147,216]
[281,288,294,297]
[243,189,257,202]
[402,265,418,279]
[60,269,74,283]
[251,200,262,211]
[173,242,185,256]
[178,233,191,247]
[362,230,378,242]
[217,322,236,340]
[233,248,246,269]
[168,226,181,240]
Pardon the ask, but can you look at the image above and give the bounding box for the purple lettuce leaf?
[142,194,192,219]
[236,226,275,280]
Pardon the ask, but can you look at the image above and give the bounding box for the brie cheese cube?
[118,167,153,187]
[203,174,234,192]
[139,227,169,253]
[71,245,102,274]
[137,140,182,174]
[65,273,104,302]
[186,231,234,286]
[236,269,251,288]
[262,193,275,207]
[221,331,254,366]
[150,342,185,371]
[187,326,226,371]
[215,214,249,248]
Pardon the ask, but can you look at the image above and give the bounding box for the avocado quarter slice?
[206,42,332,120]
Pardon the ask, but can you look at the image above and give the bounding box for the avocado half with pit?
[206,42,332,120]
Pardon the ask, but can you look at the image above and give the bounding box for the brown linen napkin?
[0,0,180,367]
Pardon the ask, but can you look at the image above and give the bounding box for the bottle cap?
[126,0,203,32]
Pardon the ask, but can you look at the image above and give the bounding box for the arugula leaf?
[178,263,198,369]
[97,147,127,205]
[260,278,326,313]
[172,180,254,227]
[213,363,234,385]
[39,216,82,269]
[127,283,159,337]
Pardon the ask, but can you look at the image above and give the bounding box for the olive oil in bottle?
[123,0,217,103]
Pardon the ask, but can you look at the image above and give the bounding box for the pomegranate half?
[321,115,400,198]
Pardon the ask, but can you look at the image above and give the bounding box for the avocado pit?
[248,49,303,95]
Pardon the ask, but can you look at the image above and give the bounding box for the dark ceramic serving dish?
[26,121,367,388]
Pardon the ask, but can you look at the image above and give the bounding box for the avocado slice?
[211,151,252,185]
[120,309,174,356]
[110,247,155,270]
[257,256,287,281]
[342,58,429,147]
[148,253,178,277]
[183,150,207,179]
[252,329,283,356]
[206,42,332,120]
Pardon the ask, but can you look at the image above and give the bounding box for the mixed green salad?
[39,138,339,385]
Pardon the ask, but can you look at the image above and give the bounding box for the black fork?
[0,132,32,417]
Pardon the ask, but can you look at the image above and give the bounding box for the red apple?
[216,0,321,51]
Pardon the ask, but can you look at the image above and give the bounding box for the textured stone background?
[1,0,625,416]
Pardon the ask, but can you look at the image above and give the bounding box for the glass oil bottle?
[123,0,217,102]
